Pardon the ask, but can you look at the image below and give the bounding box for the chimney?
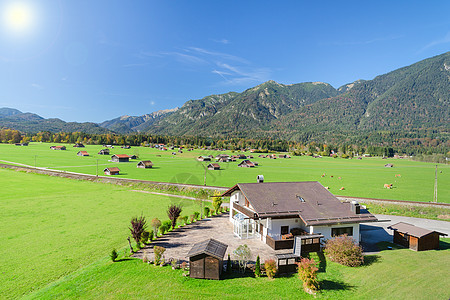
[350,200,360,214]
[257,175,264,183]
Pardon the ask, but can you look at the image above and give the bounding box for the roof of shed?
[222,182,377,225]
[388,222,447,238]
[187,238,228,259]
[104,167,120,172]
[113,154,130,158]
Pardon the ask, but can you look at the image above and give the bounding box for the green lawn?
[0,169,206,299]
[26,241,450,299]
[0,142,448,203]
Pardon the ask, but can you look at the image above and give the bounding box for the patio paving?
[133,212,288,263]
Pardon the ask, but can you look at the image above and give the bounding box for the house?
[187,239,228,280]
[111,154,130,162]
[384,163,394,168]
[269,154,277,159]
[98,149,110,155]
[50,146,66,150]
[222,181,377,252]
[130,155,137,159]
[215,154,229,160]
[238,154,247,159]
[104,167,120,175]
[73,143,85,148]
[137,160,153,168]
[197,156,211,162]
[387,222,447,251]
[121,145,131,149]
[207,163,220,170]
[217,157,231,162]
[238,160,255,168]
[279,154,291,158]
[258,154,266,158]
[77,151,89,156]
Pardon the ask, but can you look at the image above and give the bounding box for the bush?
[129,215,147,245]
[154,246,166,265]
[324,235,364,267]
[181,216,189,225]
[297,258,319,292]
[233,244,251,273]
[193,211,200,220]
[204,207,210,217]
[150,218,161,238]
[264,259,277,279]
[167,204,183,229]
[212,191,223,213]
[190,214,195,223]
[148,230,154,241]
[110,249,118,262]
[254,255,261,277]
[159,222,170,235]
[141,231,150,244]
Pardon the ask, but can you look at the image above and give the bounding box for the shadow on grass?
[114,258,134,262]
[363,255,381,266]
[320,280,354,291]
[317,251,327,273]
[439,240,450,250]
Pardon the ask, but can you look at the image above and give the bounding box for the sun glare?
[3,2,33,33]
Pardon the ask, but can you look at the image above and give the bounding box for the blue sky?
[0,0,449,122]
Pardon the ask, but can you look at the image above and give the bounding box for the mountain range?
[1,52,449,139]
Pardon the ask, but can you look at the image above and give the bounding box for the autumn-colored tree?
[129,215,147,245]
[167,204,182,229]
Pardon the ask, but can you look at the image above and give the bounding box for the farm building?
[207,163,220,170]
[217,157,231,162]
[279,154,291,158]
[137,160,153,168]
[238,154,247,159]
[388,222,447,251]
[77,151,89,156]
[15,142,28,146]
[122,145,131,149]
[98,149,110,155]
[384,163,394,168]
[73,143,85,148]
[197,156,211,162]
[130,155,137,159]
[222,181,377,251]
[187,239,228,280]
[111,154,130,162]
[50,146,66,150]
[238,160,255,168]
[104,167,120,175]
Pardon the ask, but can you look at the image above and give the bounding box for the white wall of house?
[267,218,306,240]
[309,223,361,244]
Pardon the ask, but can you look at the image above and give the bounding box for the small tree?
[159,222,169,235]
[264,259,277,279]
[148,230,154,242]
[324,235,364,267]
[154,246,166,265]
[167,204,183,229]
[204,207,210,218]
[254,255,261,277]
[110,249,118,262]
[212,191,223,214]
[193,211,200,220]
[297,258,319,293]
[233,244,251,273]
[141,231,150,244]
[151,218,161,238]
[129,215,147,246]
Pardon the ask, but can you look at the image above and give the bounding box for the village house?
[50,146,66,150]
[207,163,221,170]
[104,167,120,175]
[111,154,130,162]
[238,160,255,168]
[122,145,131,149]
[222,181,377,251]
[384,163,394,168]
[77,151,89,156]
[197,156,211,162]
[388,222,447,251]
[73,143,85,148]
[137,160,153,168]
[98,149,110,155]
[279,154,291,158]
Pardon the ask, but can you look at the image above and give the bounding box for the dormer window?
[297,195,305,202]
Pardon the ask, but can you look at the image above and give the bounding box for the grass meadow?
[0,142,448,203]
[1,167,449,299]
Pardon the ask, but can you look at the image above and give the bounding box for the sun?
[3,2,33,33]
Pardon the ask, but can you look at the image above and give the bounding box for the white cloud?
[150,100,155,106]
[31,83,44,90]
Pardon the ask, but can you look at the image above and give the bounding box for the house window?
[279,259,286,265]
[287,258,296,265]
[332,227,353,237]
[281,226,289,235]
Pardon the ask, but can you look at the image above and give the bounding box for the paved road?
[360,214,450,252]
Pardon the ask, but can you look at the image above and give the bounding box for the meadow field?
[2,168,449,299]
[0,142,448,203]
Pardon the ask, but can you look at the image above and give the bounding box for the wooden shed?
[98,149,110,155]
[77,151,89,156]
[111,154,130,162]
[207,163,220,170]
[73,143,85,148]
[238,160,255,168]
[50,146,66,150]
[104,167,120,175]
[187,239,228,280]
[388,222,447,251]
[137,160,153,168]
[384,163,394,168]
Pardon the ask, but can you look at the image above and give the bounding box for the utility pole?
[433,165,438,203]
[96,159,99,177]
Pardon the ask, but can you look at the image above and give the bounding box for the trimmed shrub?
[154,246,166,265]
[193,211,200,220]
[159,222,170,235]
[212,192,223,213]
[264,259,277,279]
[150,218,161,238]
[324,235,364,267]
[254,255,261,277]
[110,249,118,262]
[129,215,147,245]
[204,207,210,217]
[141,231,150,244]
[181,216,189,225]
[190,214,195,223]
[148,230,154,241]
[297,258,319,292]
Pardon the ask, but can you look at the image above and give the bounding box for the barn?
[137,160,153,168]
[98,149,110,155]
[111,154,130,162]
[207,163,220,170]
[50,146,66,150]
[388,222,447,251]
[187,239,228,280]
[104,167,120,175]
[238,160,255,168]
[73,143,85,148]
[77,151,89,156]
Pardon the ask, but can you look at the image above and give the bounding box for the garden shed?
[187,239,228,280]
[77,151,89,156]
[104,167,120,175]
[388,222,447,251]
[98,149,110,155]
[137,160,153,168]
[111,154,130,162]
[207,163,220,170]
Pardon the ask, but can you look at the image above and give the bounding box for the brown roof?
[113,154,130,158]
[138,160,153,166]
[187,238,228,259]
[388,222,447,238]
[78,151,88,155]
[222,182,378,225]
[104,167,120,172]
